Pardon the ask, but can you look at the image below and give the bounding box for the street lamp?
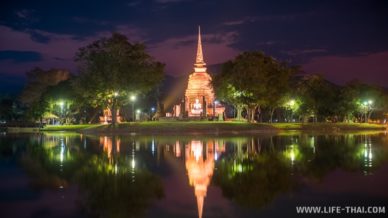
[130,95,136,121]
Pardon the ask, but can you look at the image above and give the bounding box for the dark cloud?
[28,30,51,43]
[0,50,42,62]
[0,72,25,95]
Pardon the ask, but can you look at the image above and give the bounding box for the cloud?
[0,72,26,94]
[302,51,388,86]
[223,17,257,26]
[0,50,42,62]
[282,48,327,56]
[72,17,110,26]
[155,0,190,3]
[0,25,144,75]
[222,13,306,26]
[15,9,35,19]
[127,1,142,7]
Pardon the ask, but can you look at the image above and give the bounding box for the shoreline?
[5,122,386,135]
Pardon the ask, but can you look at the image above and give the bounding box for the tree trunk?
[111,102,117,126]
[367,110,373,121]
[257,105,262,123]
[235,104,244,121]
[248,105,257,123]
[269,107,275,123]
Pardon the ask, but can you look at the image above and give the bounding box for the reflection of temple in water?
[185,140,225,218]
[99,136,122,174]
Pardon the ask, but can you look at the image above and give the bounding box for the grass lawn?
[42,124,102,131]
[40,121,386,133]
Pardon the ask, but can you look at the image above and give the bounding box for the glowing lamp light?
[289,99,295,107]
[59,101,64,107]
[151,107,155,112]
[131,159,136,169]
[363,100,373,106]
[130,95,136,101]
[136,109,141,114]
[114,92,118,97]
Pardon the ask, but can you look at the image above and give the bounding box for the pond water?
[1,132,388,218]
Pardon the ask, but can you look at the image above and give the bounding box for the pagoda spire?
[195,26,206,68]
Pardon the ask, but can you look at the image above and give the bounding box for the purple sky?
[1,0,387,94]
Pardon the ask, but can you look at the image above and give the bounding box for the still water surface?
[1,132,388,218]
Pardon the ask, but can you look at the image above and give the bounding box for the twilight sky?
[0,0,387,94]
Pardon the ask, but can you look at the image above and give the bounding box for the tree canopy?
[73,32,164,124]
[213,51,297,122]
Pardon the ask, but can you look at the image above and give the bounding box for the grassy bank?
[42,124,102,131]
[58,121,387,134]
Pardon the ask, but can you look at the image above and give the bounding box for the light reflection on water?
[0,132,388,218]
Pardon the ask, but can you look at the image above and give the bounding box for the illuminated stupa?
[184,27,215,117]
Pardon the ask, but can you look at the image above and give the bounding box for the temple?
[182,26,224,117]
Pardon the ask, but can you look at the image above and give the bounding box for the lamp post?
[130,95,136,121]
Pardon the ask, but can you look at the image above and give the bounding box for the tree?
[265,63,298,122]
[212,70,247,120]
[281,95,301,122]
[74,33,164,125]
[295,74,340,122]
[340,81,386,122]
[213,52,296,122]
[19,67,70,122]
[0,98,14,121]
[42,80,78,124]
[20,67,70,105]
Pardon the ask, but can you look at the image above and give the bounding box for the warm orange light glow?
[99,108,122,124]
[100,136,121,163]
[101,136,112,160]
[175,140,181,157]
[185,27,215,117]
[185,140,225,218]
